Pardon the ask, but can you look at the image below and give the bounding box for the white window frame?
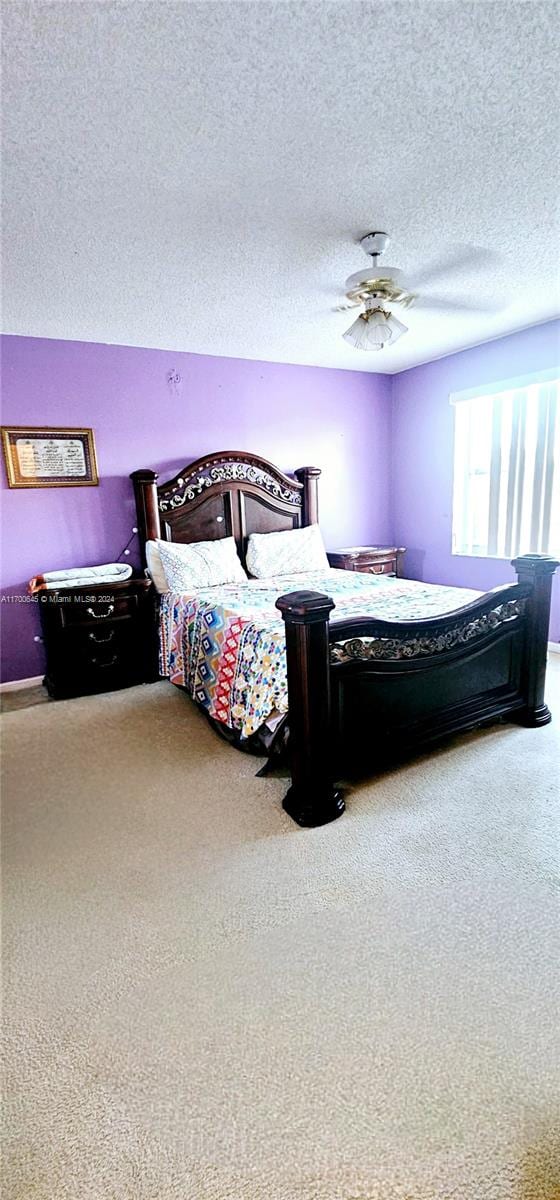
[450,368,559,561]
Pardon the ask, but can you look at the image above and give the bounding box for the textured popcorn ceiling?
[2,0,559,373]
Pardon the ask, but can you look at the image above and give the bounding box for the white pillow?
[246,524,329,578]
[145,541,170,593]
[153,536,247,593]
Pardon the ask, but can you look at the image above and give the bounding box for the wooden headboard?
[130,450,321,570]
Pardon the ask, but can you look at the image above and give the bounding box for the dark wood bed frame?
[131,450,558,828]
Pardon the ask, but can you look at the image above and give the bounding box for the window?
[451,376,559,559]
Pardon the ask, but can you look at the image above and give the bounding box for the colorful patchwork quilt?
[159,570,480,739]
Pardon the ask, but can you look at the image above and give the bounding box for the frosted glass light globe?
[342,306,408,351]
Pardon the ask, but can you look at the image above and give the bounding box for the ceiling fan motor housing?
[344,266,412,307]
[344,233,413,305]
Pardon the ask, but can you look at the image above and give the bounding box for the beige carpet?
[2,663,560,1200]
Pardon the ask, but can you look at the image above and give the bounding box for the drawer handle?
[88,630,114,644]
[86,604,115,619]
[90,654,118,667]
[370,564,386,574]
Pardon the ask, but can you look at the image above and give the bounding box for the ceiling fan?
[336,232,504,351]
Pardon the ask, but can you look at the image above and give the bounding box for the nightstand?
[327,546,406,577]
[36,577,158,700]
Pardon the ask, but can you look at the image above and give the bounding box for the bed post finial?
[294,466,321,526]
[130,469,161,565]
[512,553,559,726]
[276,589,344,827]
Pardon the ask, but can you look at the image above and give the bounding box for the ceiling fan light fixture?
[342,306,408,351]
[381,309,408,344]
[342,315,385,350]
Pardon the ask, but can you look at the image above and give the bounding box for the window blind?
[452,378,559,558]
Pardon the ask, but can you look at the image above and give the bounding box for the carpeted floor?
[0,682,52,714]
[2,663,560,1200]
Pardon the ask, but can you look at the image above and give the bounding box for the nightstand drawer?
[327,547,406,576]
[58,592,139,628]
[81,642,138,682]
[360,559,397,575]
[67,621,135,659]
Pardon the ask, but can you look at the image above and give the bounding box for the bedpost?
[276,590,344,827]
[130,469,160,566]
[294,466,321,526]
[512,553,559,726]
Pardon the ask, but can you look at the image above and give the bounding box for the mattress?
[159,569,480,739]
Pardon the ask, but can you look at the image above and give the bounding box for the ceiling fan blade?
[407,243,504,292]
[332,300,361,313]
[413,292,506,315]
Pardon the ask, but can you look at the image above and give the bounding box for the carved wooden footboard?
[276,555,558,827]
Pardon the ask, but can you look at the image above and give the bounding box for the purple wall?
[0,336,392,681]
[1,322,558,681]
[391,319,560,642]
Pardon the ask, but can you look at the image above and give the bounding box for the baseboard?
[0,674,44,693]
[549,642,560,655]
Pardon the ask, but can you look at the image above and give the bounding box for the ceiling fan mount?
[358,231,390,258]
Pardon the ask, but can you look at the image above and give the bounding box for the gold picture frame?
[1,426,99,488]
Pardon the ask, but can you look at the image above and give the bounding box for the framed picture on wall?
[1,426,99,488]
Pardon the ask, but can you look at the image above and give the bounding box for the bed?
[131,450,558,827]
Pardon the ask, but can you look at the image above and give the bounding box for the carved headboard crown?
[130,450,321,569]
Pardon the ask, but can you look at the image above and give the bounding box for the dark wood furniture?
[327,546,406,577]
[37,577,157,699]
[131,451,558,829]
[131,451,320,552]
